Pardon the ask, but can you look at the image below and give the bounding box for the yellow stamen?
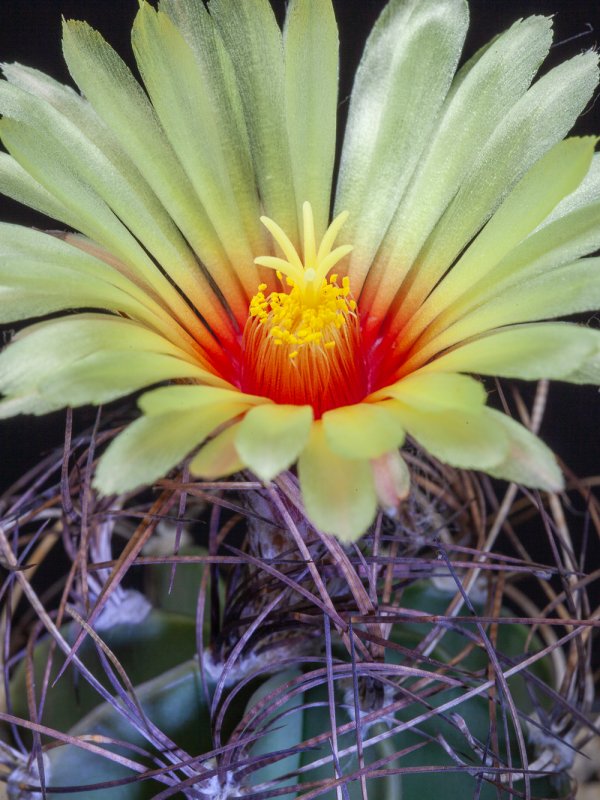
[251,201,354,358]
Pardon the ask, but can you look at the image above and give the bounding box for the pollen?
[248,273,356,353]
[248,201,356,356]
[241,201,368,417]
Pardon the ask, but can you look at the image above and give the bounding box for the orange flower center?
[241,203,368,417]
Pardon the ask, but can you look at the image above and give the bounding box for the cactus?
[0,1,599,797]
[1,427,597,798]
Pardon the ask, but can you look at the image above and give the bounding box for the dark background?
[0,0,599,491]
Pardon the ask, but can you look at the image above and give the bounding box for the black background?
[0,0,599,491]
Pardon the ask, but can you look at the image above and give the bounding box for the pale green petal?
[2,315,208,387]
[0,114,217,348]
[235,403,313,481]
[297,422,377,541]
[0,260,171,335]
[405,137,596,341]
[138,385,262,416]
[0,155,172,312]
[284,0,338,238]
[392,403,509,470]
[0,314,191,393]
[419,257,600,361]
[189,422,245,479]
[0,314,220,416]
[0,224,201,350]
[0,116,157,284]
[322,402,405,459]
[0,395,48,418]
[336,0,468,290]
[159,0,266,260]
[567,351,600,384]
[366,40,599,330]
[0,224,136,291]
[131,4,261,302]
[61,19,242,330]
[209,0,298,242]
[0,223,203,340]
[373,372,486,411]
[0,351,209,417]
[495,198,600,285]
[361,14,554,313]
[0,276,140,326]
[540,152,600,226]
[423,323,600,382]
[0,79,158,274]
[0,152,74,223]
[0,150,159,303]
[422,197,600,340]
[41,352,211,407]
[94,400,250,495]
[482,409,563,491]
[0,63,228,333]
[399,51,599,316]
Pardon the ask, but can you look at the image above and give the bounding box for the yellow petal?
[94,399,250,495]
[372,371,486,411]
[61,18,237,337]
[284,0,338,238]
[404,136,597,343]
[297,421,377,541]
[361,14,554,322]
[338,0,468,293]
[482,408,564,491]
[132,3,262,303]
[392,403,509,470]
[189,422,245,480]
[322,401,405,459]
[41,351,212,408]
[138,384,262,416]
[209,0,298,240]
[422,322,598,381]
[235,403,313,482]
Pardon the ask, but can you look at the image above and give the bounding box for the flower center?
[241,202,368,417]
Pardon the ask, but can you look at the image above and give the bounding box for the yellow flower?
[1,0,599,540]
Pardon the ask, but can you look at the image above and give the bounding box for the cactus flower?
[1,0,600,539]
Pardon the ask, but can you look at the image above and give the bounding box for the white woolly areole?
[142,518,193,556]
[527,716,576,773]
[94,588,152,631]
[8,753,51,800]
[343,682,396,736]
[431,573,489,604]
[194,759,243,799]
[202,644,295,688]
